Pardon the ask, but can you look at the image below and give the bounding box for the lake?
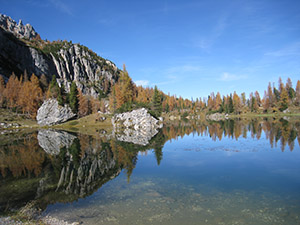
[0,118,300,224]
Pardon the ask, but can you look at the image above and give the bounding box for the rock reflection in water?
[0,117,300,218]
[0,132,137,214]
[114,128,159,146]
[37,129,76,155]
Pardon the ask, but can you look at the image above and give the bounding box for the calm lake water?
[1,118,300,224]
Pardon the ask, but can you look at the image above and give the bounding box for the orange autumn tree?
[4,73,21,110]
[18,74,43,118]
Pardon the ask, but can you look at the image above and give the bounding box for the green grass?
[0,108,38,128]
[53,113,113,135]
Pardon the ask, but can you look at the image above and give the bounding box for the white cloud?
[219,72,247,81]
[135,80,149,86]
[193,13,229,51]
[49,0,72,15]
[166,65,202,74]
[264,42,300,57]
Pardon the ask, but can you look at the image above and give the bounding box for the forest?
[0,66,299,120]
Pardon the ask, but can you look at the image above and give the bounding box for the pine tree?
[279,87,289,112]
[151,85,162,117]
[0,76,5,107]
[69,81,78,113]
[109,86,117,113]
[47,75,60,100]
[39,74,48,92]
[286,78,295,102]
[296,80,300,106]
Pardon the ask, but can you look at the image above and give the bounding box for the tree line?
[198,77,300,114]
[0,66,299,119]
[0,72,105,119]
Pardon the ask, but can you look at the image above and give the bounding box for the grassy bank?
[53,113,113,135]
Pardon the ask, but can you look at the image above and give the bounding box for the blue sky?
[1,0,300,99]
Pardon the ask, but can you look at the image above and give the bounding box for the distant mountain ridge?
[0,13,120,97]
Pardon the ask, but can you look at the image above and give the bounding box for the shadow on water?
[0,117,299,220]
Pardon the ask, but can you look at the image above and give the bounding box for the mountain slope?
[0,14,120,98]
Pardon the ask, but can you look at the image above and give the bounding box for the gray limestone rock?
[0,14,38,40]
[36,99,76,126]
[112,108,163,145]
[0,13,119,99]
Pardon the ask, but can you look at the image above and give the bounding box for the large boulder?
[112,108,163,145]
[36,99,76,126]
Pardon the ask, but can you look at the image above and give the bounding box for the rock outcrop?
[36,99,76,126]
[0,13,119,98]
[0,14,38,40]
[112,108,163,145]
[37,129,77,155]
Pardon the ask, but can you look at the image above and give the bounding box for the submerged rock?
[36,99,76,126]
[37,129,76,155]
[112,108,163,145]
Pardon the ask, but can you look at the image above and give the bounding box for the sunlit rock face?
[37,129,76,155]
[36,99,76,126]
[0,14,38,40]
[112,108,163,145]
[0,13,119,98]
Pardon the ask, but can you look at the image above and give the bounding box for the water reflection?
[0,117,299,216]
[163,118,300,151]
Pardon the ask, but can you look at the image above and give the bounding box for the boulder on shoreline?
[112,108,163,145]
[36,99,76,126]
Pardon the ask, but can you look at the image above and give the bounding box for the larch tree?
[233,92,241,114]
[262,90,270,112]
[215,92,222,112]
[119,65,135,105]
[4,73,21,110]
[267,82,274,108]
[78,90,89,117]
[254,91,261,107]
[18,74,43,117]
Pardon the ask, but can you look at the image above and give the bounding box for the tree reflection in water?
[0,117,299,214]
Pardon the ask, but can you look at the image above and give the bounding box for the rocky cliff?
[0,13,120,98]
[0,14,38,40]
